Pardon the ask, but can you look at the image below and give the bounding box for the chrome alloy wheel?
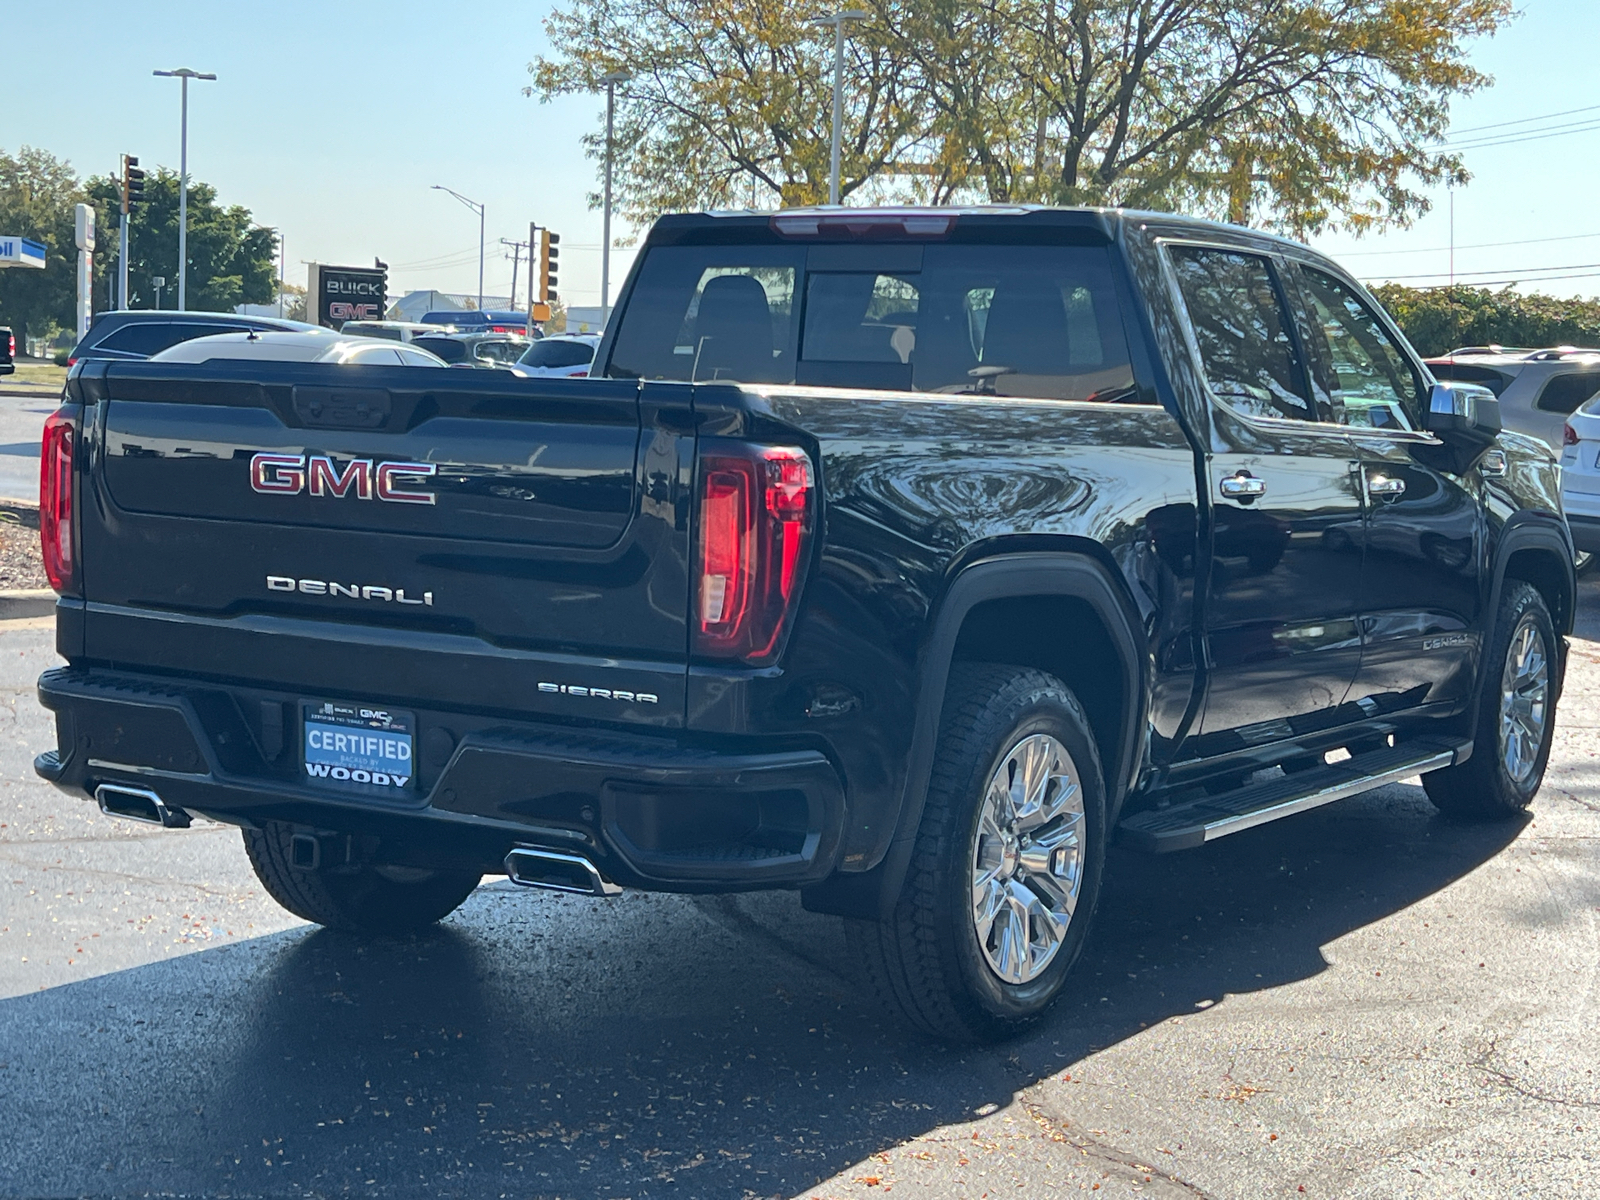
[1499,615,1551,785]
[970,733,1086,986]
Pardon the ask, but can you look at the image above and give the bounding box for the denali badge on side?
[268,576,433,605]
[538,682,658,704]
[250,453,437,505]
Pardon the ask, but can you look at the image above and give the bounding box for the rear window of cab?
[606,242,1143,403]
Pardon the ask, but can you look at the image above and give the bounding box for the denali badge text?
[268,576,433,606]
[250,453,437,505]
[539,682,658,705]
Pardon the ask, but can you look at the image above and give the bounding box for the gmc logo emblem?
[250,453,437,505]
[328,301,382,321]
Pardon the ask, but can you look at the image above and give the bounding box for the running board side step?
[1118,738,1470,853]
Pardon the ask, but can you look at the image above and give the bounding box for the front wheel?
[1423,581,1558,819]
[243,821,482,933]
[849,664,1106,1042]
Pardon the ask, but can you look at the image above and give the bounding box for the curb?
[0,589,54,619]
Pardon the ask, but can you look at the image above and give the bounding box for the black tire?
[848,664,1106,1043]
[1423,581,1559,819]
[243,822,482,933]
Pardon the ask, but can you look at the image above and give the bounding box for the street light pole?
[432,185,486,310]
[808,10,869,205]
[598,70,633,325]
[153,68,216,310]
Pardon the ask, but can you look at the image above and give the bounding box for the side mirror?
[1424,380,1501,440]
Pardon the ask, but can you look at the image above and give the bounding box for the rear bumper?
[36,666,846,891]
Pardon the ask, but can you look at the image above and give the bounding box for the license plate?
[302,701,414,792]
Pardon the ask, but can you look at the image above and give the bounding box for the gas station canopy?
[0,236,47,269]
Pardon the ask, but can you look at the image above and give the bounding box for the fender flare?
[1489,513,1575,635]
[802,551,1147,921]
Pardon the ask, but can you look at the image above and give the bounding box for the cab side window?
[1167,246,1315,422]
[1298,267,1422,431]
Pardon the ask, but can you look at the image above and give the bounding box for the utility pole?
[808,10,869,205]
[433,185,485,310]
[154,68,217,310]
[598,70,632,323]
[501,238,530,310]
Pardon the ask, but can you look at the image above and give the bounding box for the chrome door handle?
[1219,471,1267,501]
[1367,474,1406,499]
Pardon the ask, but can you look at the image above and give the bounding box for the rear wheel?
[243,821,482,933]
[849,664,1106,1042]
[1423,581,1558,819]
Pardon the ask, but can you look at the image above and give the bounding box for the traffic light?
[122,155,145,214]
[538,228,560,303]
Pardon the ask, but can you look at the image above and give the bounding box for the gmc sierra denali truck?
[36,207,1572,1042]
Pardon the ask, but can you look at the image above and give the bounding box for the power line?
[1373,260,1600,282]
[1442,103,1600,139]
[1442,119,1600,154]
[1363,270,1600,289]
[1336,230,1600,258]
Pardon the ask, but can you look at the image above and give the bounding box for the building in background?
[564,306,604,333]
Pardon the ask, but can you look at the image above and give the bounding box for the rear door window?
[520,340,596,369]
[413,337,466,364]
[1167,246,1315,422]
[1535,372,1600,414]
[98,321,241,357]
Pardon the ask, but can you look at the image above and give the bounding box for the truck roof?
[642,205,1313,256]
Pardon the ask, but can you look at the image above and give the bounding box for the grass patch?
[6,362,67,389]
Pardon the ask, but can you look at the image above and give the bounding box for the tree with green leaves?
[2,145,279,344]
[531,0,1513,235]
[0,146,118,345]
[84,168,277,313]
[1373,284,1600,359]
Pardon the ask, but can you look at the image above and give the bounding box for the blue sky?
[8,0,1598,307]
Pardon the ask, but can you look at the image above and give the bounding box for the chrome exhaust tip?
[95,784,192,829]
[504,847,620,897]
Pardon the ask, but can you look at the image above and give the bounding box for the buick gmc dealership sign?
[307,263,387,328]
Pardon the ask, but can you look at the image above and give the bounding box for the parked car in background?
[1427,346,1600,451]
[1558,394,1600,555]
[150,330,447,367]
[420,310,531,335]
[0,326,13,375]
[338,320,451,343]
[411,331,530,369]
[68,311,325,366]
[515,333,599,378]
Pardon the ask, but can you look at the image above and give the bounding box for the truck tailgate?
[75,362,693,727]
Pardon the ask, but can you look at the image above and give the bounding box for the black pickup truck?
[36,207,1572,1041]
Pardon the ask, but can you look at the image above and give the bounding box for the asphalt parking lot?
[1,595,1597,1199]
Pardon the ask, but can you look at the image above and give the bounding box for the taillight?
[695,443,815,662]
[66,357,77,368]
[40,409,77,593]
[1564,423,1579,446]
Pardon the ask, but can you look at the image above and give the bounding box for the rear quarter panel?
[693,385,1198,869]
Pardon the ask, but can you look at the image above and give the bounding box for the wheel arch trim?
[1491,513,1576,636]
[804,551,1146,920]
